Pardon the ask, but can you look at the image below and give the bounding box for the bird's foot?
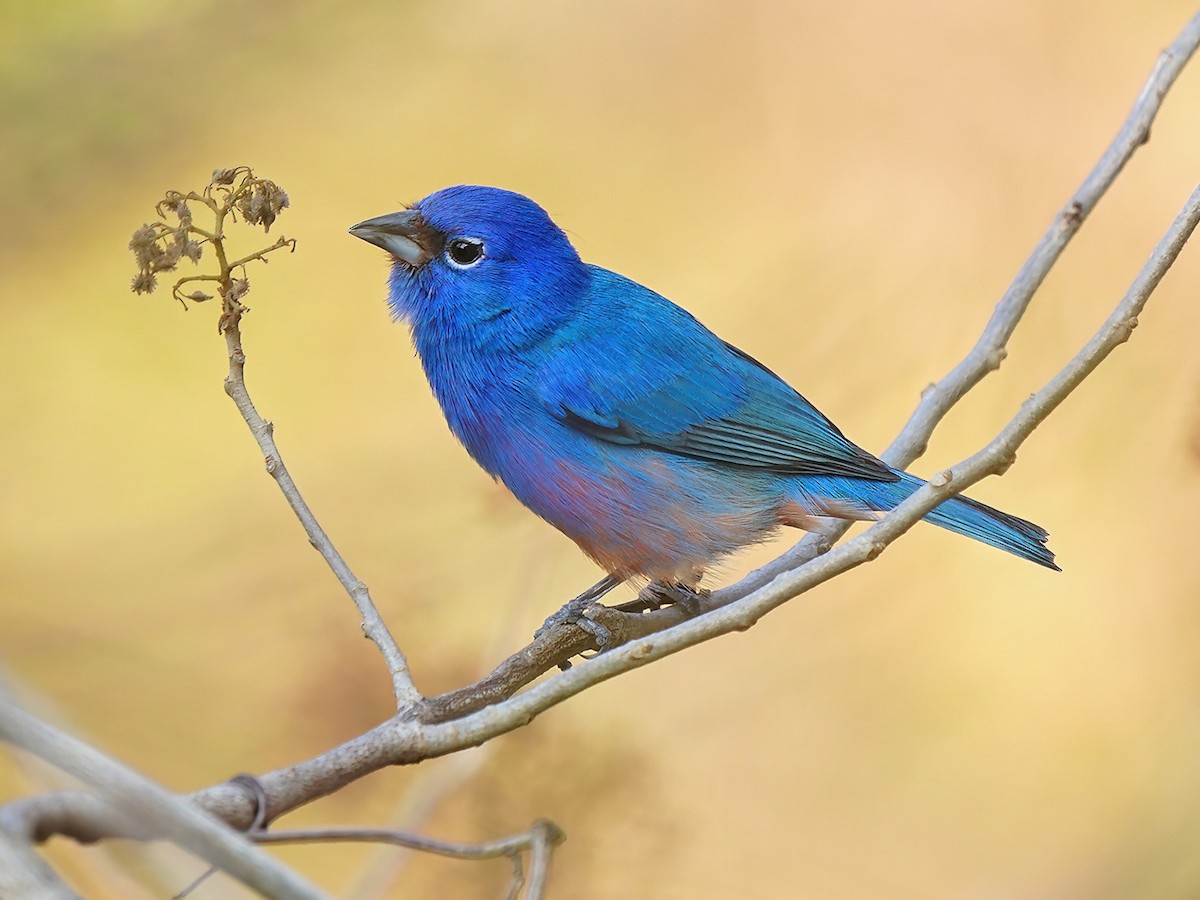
[536,597,612,649]
[535,574,623,650]
[613,581,710,616]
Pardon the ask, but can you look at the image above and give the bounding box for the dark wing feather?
[545,336,895,481]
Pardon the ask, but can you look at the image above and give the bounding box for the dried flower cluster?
[127,167,295,322]
[128,216,203,295]
[235,179,289,233]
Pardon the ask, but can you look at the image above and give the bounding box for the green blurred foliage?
[2,0,1200,896]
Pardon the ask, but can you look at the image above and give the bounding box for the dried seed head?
[181,240,203,263]
[236,179,290,232]
[159,193,192,228]
[131,271,157,294]
[158,240,183,271]
[212,167,238,185]
[130,224,158,250]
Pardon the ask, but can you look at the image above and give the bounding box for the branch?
[131,169,420,708]
[0,826,77,899]
[253,820,564,900]
[219,278,419,708]
[738,7,1200,592]
[348,603,532,899]
[0,699,327,900]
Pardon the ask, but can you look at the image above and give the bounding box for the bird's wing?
[537,274,896,481]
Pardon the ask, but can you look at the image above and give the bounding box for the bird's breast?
[413,330,538,480]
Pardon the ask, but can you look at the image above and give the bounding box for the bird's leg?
[613,580,710,616]
[536,573,624,648]
[609,593,664,614]
[611,581,676,613]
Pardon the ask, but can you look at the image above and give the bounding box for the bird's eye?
[446,238,484,267]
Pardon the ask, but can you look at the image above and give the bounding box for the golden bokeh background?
[3,1,1200,896]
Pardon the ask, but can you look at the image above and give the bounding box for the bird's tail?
[793,471,1058,570]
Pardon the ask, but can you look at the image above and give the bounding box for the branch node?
[628,642,654,660]
[534,818,566,846]
[1115,316,1139,342]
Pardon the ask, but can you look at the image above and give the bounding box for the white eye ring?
[446,237,485,268]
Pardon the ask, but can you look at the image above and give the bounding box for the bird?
[350,186,1056,643]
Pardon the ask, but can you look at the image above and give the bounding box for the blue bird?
[351,186,1056,640]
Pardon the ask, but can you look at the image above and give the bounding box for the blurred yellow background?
[3,1,1200,896]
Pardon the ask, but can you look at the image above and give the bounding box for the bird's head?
[350,186,587,349]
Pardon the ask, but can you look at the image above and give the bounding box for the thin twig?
[524,820,562,900]
[133,169,419,707]
[226,235,297,271]
[0,826,78,899]
[0,699,327,900]
[253,821,557,862]
[0,671,187,896]
[205,178,420,708]
[220,309,419,707]
[346,751,491,899]
[255,820,564,900]
[736,7,1200,593]
[348,565,547,899]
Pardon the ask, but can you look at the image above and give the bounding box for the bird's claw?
[536,597,613,649]
[613,581,709,616]
[535,574,622,652]
[572,611,613,649]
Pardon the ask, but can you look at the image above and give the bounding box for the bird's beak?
[348,209,436,267]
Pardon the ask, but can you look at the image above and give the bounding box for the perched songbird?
[351,186,1056,639]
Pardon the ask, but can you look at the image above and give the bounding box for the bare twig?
[254,818,564,899]
[0,671,193,896]
[218,273,420,708]
[346,751,491,899]
[130,169,420,708]
[896,11,1200,454]
[524,820,561,900]
[0,826,78,899]
[254,823,548,860]
[0,699,327,900]
[738,7,1200,592]
[347,568,546,899]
